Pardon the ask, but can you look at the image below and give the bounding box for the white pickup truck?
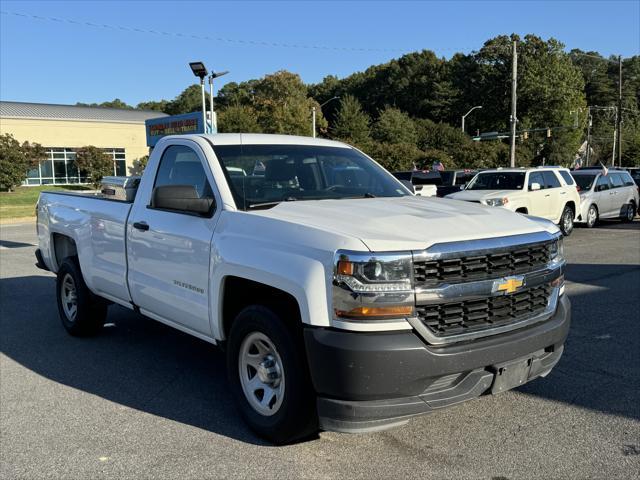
[36,134,570,444]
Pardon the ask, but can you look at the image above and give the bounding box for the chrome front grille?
[415,283,553,338]
[413,242,552,287]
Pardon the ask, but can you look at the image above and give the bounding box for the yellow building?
[0,101,167,185]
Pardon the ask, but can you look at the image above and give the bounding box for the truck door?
[127,142,219,336]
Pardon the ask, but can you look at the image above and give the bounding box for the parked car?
[446,167,581,236]
[571,168,639,227]
[392,170,438,197]
[436,169,478,197]
[624,167,640,188]
[36,134,570,444]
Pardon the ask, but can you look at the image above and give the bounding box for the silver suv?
[571,168,639,227]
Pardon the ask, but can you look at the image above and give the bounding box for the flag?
[600,162,608,176]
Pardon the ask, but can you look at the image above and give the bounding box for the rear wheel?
[56,257,107,336]
[226,306,317,444]
[559,205,574,236]
[586,204,598,228]
[622,202,636,222]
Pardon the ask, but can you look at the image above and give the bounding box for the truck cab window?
[154,145,213,199]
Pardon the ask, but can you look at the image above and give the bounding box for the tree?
[136,100,170,113]
[75,146,114,188]
[332,95,371,143]
[252,71,327,135]
[165,85,211,115]
[129,155,149,175]
[361,141,424,171]
[76,99,133,109]
[218,105,261,133]
[373,107,418,145]
[0,134,45,191]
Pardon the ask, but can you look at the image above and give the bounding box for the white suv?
[571,168,639,227]
[446,167,581,236]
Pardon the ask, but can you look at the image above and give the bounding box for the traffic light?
[523,131,529,140]
[546,128,552,138]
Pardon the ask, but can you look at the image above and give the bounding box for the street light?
[312,96,340,138]
[189,61,208,134]
[461,105,483,134]
[208,70,229,133]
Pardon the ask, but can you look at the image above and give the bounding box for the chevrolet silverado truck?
[36,134,570,444]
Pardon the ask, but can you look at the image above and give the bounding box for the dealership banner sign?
[145,112,205,147]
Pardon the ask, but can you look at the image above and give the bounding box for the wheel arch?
[219,276,304,342]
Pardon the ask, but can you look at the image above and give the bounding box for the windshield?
[572,174,596,191]
[212,144,409,210]
[466,172,525,191]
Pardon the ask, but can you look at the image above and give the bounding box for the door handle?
[560,191,567,195]
[545,194,551,197]
[133,221,149,231]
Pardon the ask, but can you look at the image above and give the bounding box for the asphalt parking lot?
[1,219,639,479]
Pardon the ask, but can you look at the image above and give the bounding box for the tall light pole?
[312,96,340,138]
[509,40,518,168]
[189,61,208,133]
[208,70,229,133]
[461,105,482,133]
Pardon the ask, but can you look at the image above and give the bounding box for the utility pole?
[509,40,518,168]
[617,55,622,166]
[586,107,593,166]
[312,107,317,138]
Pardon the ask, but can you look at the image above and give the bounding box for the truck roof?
[160,133,351,148]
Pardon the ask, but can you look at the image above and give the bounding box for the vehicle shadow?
[516,262,640,420]
[0,275,272,446]
[584,219,640,231]
[1,262,638,446]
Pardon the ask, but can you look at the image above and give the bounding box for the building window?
[22,147,126,186]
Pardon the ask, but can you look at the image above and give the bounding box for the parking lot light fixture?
[208,70,229,133]
[189,62,208,133]
[312,96,340,138]
[462,106,483,134]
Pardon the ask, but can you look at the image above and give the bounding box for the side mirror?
[400,179,415,194]
[530,182,541,191]
[151,185,214,216]
[596,184,606,192]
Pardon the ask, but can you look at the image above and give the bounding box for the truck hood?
[445,189,522,202]
[253,196,557,251]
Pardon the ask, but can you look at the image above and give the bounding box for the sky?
[1,0,639,107]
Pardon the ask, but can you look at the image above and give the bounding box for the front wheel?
[226,306,317,444]
[559,205,574,236]
[622,202,636,222]
[56,257,107,336]
[586,204,598,228]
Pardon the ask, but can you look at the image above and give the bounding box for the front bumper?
[304,294,571,433]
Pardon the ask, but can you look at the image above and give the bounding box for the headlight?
[333,251,414,320]
[549,237,564,262]
[484,197,509,207]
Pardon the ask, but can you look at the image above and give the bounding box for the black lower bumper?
[304,295,571,433]
[35,249,49,271]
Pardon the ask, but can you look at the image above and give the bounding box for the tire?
[226,306,317,444]
[622,202,636,223]
[56,257,107,336]
[559,205,575,236]
[586,204,598,228]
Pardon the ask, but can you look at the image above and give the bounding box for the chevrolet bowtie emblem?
[493,276,525,294]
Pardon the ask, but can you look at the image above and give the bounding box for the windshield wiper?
[247,197,298,210]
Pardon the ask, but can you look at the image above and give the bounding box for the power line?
[0,10,411,53]
[0,10,543,57]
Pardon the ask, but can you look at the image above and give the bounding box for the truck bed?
[37,191,134,305]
